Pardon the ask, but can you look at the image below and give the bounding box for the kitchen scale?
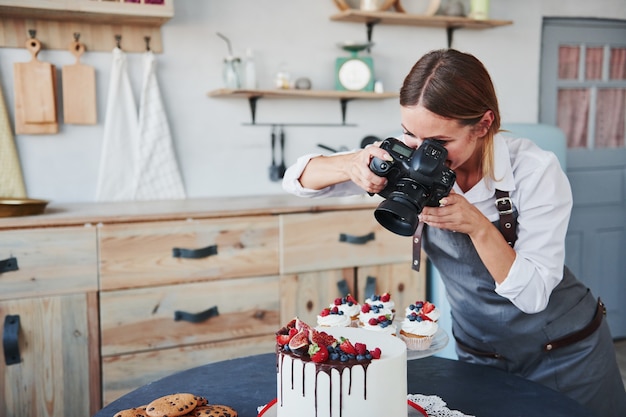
[335,41,375,92]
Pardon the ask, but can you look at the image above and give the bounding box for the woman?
[282,49,626,416]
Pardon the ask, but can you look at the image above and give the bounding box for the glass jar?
[223,56,242,89]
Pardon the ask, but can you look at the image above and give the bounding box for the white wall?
[0,0,624,203]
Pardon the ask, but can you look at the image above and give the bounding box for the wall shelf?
[208,88,398,126]
[0,0,173,52]
[330,9,513,47]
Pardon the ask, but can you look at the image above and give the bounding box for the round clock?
[337,58,373,91]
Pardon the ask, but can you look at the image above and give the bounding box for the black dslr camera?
[369,138,456,236]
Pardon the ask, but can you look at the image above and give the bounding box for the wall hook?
[115,34,122,49]
[28,29,36,39]
[144,36,151,51]
[73,32,80,42]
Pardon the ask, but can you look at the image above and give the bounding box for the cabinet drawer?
[99,216,279,290]
[0,226,98,300]
[281,210,410,274]
[101,334,275,406]
[100,275,280,356]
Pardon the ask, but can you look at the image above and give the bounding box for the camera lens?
[374,198,420,236]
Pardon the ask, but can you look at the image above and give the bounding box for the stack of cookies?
[113,392,237,417]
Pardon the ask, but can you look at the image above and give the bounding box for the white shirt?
[282,134,573,314]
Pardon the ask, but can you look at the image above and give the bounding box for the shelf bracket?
[365,20,380,52]
[248,96,260,124]
[340,98,354,125]
[446,26,460,48]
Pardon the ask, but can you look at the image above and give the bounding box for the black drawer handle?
[337,279,350,297]
[3,315,21,365]
[339,232,375,245]
[172,244,218,259]
[364,275,377,301]
[174,306,219,323]
[0,257,19,274]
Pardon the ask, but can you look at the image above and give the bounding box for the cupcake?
[405,300,440,322]
[359,302,394,327]
[331,294,361,326]
[365,293,395,318]
[361,313,397,336]
[317,306,352,328]
[399,311,438,351]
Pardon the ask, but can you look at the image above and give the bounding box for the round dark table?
[93,354,592,417]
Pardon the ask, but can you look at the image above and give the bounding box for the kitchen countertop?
[0,194,382,230]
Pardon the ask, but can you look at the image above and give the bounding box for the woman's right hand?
[298,142,393,193]
[345,144,393,194]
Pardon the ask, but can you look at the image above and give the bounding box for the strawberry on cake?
[275,318,407,417]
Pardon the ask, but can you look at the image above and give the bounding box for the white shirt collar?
[453,134,516,203]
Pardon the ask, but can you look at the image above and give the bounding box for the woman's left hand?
[419,190,491,236]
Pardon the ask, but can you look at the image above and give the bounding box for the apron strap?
[495,189,517,247]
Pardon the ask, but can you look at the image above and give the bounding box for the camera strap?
[411,189,518,272]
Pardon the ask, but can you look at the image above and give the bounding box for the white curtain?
[557,45,626,149]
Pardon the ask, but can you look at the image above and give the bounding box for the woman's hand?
[419,190,491,236]
[299,142,393,193]
[419,190,516,284]
[345,144,392,194]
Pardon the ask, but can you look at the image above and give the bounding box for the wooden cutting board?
[62,40,97,125]
[13,37,58,134]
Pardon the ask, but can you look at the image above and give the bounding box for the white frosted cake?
[275,318,407,417]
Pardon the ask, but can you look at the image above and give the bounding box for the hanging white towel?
[95,47,140,202]
[0,79,26,198]
[133,51,186,200]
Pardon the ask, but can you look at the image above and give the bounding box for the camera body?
[369,137,456,236]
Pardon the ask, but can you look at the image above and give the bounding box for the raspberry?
[370,347,382,359]
[354,342,367,356]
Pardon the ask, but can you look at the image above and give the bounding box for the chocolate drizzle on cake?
[277,347,371,417]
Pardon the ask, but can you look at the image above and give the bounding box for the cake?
[399,311,439,351]
[275,318,407,417]
[405,300,440,322]
[317,306,352,328]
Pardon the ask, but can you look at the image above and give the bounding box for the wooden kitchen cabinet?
[0,226,100,417]
[279,209,426,324]
[98,214,280,404]
[0,194,417,410]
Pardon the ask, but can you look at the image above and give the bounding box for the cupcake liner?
[399,332,434,351]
